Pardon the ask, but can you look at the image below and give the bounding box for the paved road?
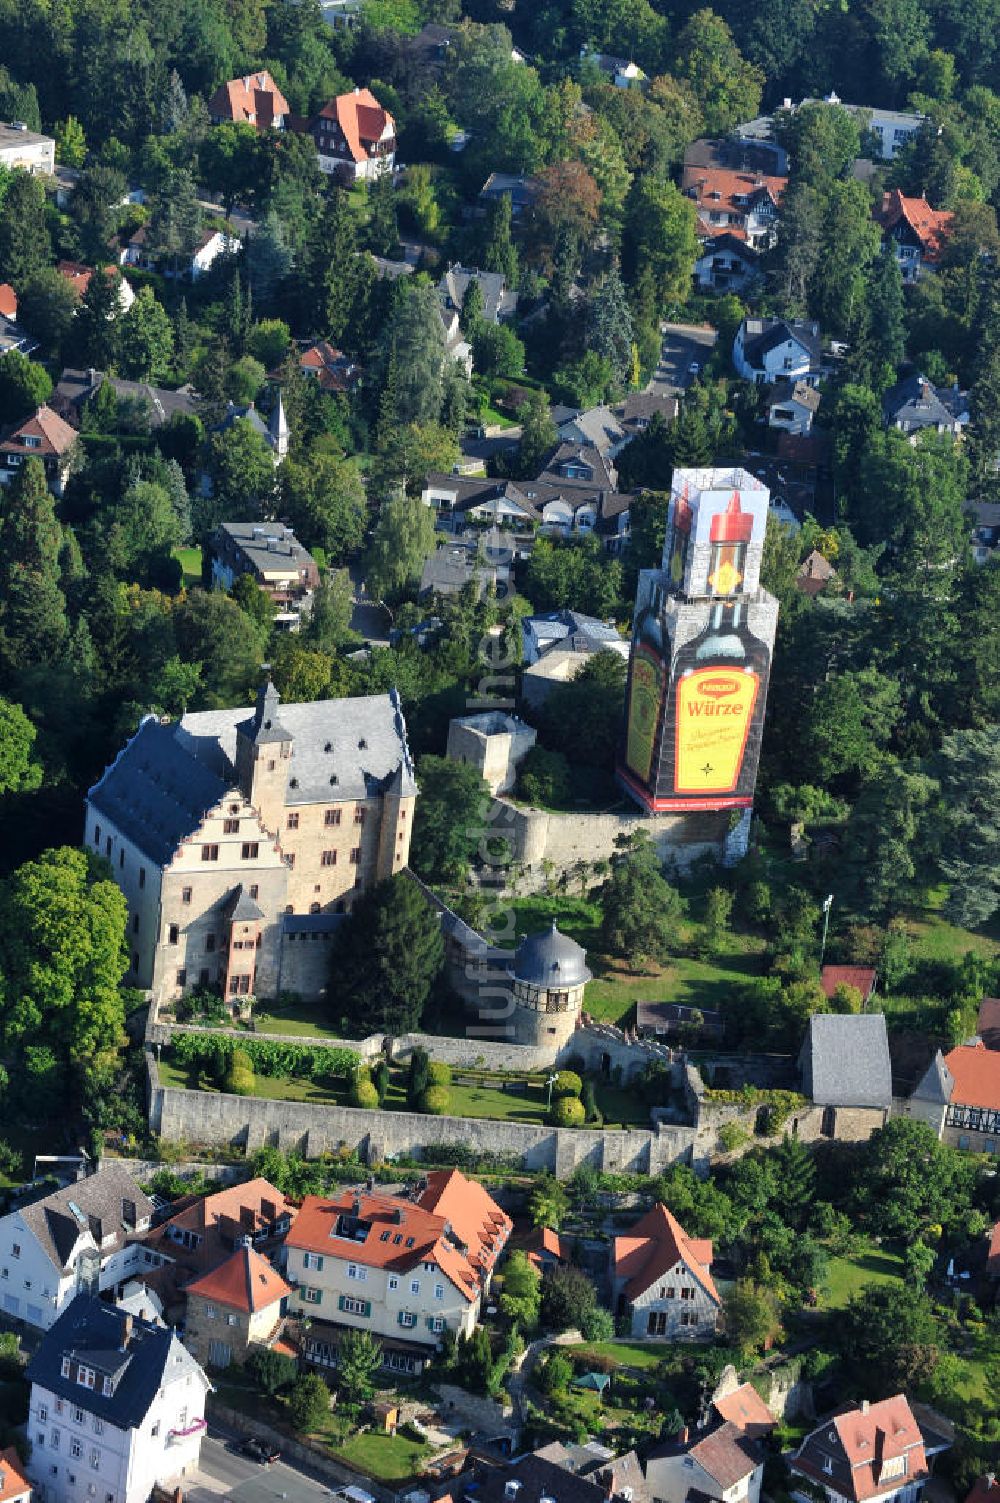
[186,1433,336,1503]
[648,321,719,396]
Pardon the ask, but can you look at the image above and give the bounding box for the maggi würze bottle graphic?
[625,581,666,784]
[707,490,752,598]
[666,486,692,592]
[669,602,770,800]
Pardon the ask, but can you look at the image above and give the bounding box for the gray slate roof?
[882,373,969,431]
[557,405,626,456]
[740,317,822,369]
[438,264,514,324]
[911,1048,954,1105]
[214,521,316,578]
[799,1013,892,1108]
[26,1294,205,1431]
[53,369,201,427]
[17,1166,153,1274]
[512,920,591,988]
[89,690,416,865]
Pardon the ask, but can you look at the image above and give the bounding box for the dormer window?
[77,1365,96,1390]
[61,1357,71,1378]
[102,1378,113,1397]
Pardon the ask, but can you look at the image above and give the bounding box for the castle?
[86,680,416,1005]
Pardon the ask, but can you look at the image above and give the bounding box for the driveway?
[185,1433,334,1503]
[648,322,719,396]
[348,563,392,646]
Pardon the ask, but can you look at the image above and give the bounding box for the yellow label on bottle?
[707,558,743,595]
[674,666,759,794]
[626,645,665,783]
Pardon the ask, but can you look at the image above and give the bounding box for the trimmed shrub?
[553,1070,583,1099]
[373,1058,390,1104]
[225,1047,254,1096]
[550,1095,586,1127]
[581,1079,602,1122]
[352,1077,380,1110]
[427,1061,452,1088]
[421,1086,451,1115]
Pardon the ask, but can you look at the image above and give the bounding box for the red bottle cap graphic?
[710,491,753,543]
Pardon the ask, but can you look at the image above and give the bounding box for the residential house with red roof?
[681,162,786,291]
[56,259,135,311]
[208,72,290,130]
[0,1446,31,1503]
[0,405,78,496]
[646,1383,774,1503]
[295,341,362,392]
[0,283,17,319]
[611,1203,721,1339]
[285,1172,511,1376]
[184,1244,291,1369]
[311,88,396,183]
[874,190,953,282]
[819,966,877,1006]
[789,1396,947,1503]
[908,1042,1000,1152]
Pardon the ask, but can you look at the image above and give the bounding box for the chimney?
[122,1198,137,1230]
[260,1198,277,1223]
[240,1205,256,1233]
[504,1484,521,1501]
[352,1196,362,1217]
[861,1400,870,1415]
[677,1426,689,1444]
[120,1313,133,1350]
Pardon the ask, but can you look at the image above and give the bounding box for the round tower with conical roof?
[507,920,592,1050]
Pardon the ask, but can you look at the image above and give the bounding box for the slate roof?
[53,369,201,428]
[582,1451,652,1503]
[510,921,591,988]
[799,1014,892,1108]
[214,521,317,581]
[438,264,513,324]
[474,1453,610,1503]
[17,1165,153,1273]
[557,405,626,456]
[89,689,417,864]
[770,379,821,413]
[186,1243,291,1312]
[911,1049,954,1106]
[0,313,37,358]
[537,442,617,492]
[622,391,679,427]
[26,1295,205,1431]
[479,173,540,212]
[524,610,623,654]
[613,1203,719,1305]
[882,373,968,431]
[739,317,822,369]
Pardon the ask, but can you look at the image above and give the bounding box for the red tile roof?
[0,283,17,319]
[156,1178,295,1243]
[795,1397,929,1503]
[875,190,954,263]
[0,404,78,459]
[821,966,877,1002]
[523,1225,571,1269]
[943,1042,1000,1110]
[208,71,290,129]
[416,1168,512,1280]
[57,259,94,295]
[613,1203,720,1305]
[688,1422,762,1489]
[317,89,395,164]
[185,1243,291,1313]
[287,1184,501,1302]
[681,164,786,241]
[714,1383,776,1439]
[0,1446,31,1502]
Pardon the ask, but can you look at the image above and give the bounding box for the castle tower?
[270,388,289,462]
[508,921,591,1051]
[619,467,779,823]
[234,674,293,835]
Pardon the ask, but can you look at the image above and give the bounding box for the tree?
[772,1134,816,1231]
[586,267,634,389]
[365,170,399,258]
[674,9,764,134]
[772,101,861,187]
[17,270,80,362]
[516,390,558,476]
[531,160,602,261]
[0,847,128,1083]
[0,350,52,423]
[841,768,938,918]
[723,1280,782,1358]
[278,455,366,561]
[375,281,448,427]
[336,1329,382,1406]
[0,170,50,287]
[599,830,686,964]
[863,245,906,383]
[225,1046,255,1095]
[301,573,354,654]
[851,1119,972,1240]
[246,1347,298,1396]
[172,589,270,708]
[116,288,175,382]
[624,174,699,314]
[472,323,525,379]
[245,213,294,305]
[540,1264,597,1332]
[199,123,260,216]
[203,420,276,529]
[330,875,445,1035]
[73,267,124,370]
[480,192,519,286]
[0,698,42,794]
[499,1250,541,1330]
[0,457,69,673]
[409,756,490,885]
[701,886,734,955]
[362,493,437,601]
[287,1373,330,1432]
[837,1284,940,1396]
[537,649,627,771]
[529,1173,569,1229]
[301,189,363,346]
[801,668,902,786]
[934,729,1000,927]
[809,181,882,342]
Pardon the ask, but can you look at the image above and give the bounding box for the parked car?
[240,1438,281,1464]
[333,1488,376,1503]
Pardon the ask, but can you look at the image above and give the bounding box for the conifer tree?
[0,458,69,672]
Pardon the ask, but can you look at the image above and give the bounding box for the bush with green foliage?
[351,1070,380,1110]
[408,1047,430,1105]
[427,1061,452,1088]
[552,1070,583,1099]
[540,1263,598,1332]
[246,1347,298,1396]
[287,1373,330,1432]
[225,1047,254,1096]
[420,1085,451,1115]
[550,1095,586,1127]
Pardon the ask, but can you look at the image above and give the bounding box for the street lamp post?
[819,894,834,965]
[545,1073,559,1110]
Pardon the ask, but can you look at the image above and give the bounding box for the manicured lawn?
[819,1247,905,1310]
[172,545,202,589]
[332,1430,431,1480]
[566,1340,676,1371]
[158,1057,351,1105]
[946,1323,1000,1404]
[383,1070,651,1128]
[903,887,1000,961]
[253,1001,346,1039]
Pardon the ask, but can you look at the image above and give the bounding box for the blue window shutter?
[363,1300,371,1318]
[338,1295,346,1312]
[317,1255,324,1271]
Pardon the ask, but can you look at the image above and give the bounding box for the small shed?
[372,1401,399,1434]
